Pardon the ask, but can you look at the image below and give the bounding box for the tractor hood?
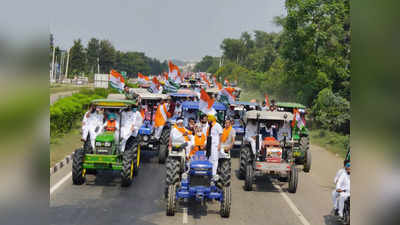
[95,132,115,142]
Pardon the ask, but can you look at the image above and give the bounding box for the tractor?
[72,94,140,187]
[276,102,311,172]
[239,110,299,193]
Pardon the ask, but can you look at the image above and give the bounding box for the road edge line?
[50,172,72,196]
[272,182,311,225]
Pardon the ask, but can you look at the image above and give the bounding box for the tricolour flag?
[151,76,160,93]
[291,108,305,129]
[154,103,170,127]
[138,72,150,84]
[220,87,236,104]
[199,89,216,115]
[216,81,223,90]
[109,69,125,92]
[168,61,182,84]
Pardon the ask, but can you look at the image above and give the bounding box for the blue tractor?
[166,150,231,217]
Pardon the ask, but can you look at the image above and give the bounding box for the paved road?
[50,145,344,225]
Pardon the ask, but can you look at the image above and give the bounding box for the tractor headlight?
[143,135,149,142]
[104,142,111,147]
[182,172,188,180]
[96,142,102,147]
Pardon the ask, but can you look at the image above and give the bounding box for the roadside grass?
[50,121,82,167]
[310,129,349,158]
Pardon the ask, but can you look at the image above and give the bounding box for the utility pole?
[50,45,56,82]
[65,48,70,79]
[97,57,100,74]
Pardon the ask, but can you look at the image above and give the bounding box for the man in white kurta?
[120,107,136,152]
[208,114,223,178]
[332,162,350,219]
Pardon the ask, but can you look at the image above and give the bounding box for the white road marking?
[50,172,72,195]
[182,207,188,224]
[272,182,311,225]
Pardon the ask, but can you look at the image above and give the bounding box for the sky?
[50,0,285,61]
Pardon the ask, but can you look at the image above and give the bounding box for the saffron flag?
[109,69,125,92]
[265,94,270,107]
[151,76,160,93]
[216,81,223,90]
[199,89,216,115]
[291,108,305,129]
[154,103,170,127]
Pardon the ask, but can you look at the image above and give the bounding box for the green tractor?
[72,94,141,187]
[275,102,311,173]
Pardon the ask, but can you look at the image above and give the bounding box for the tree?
[69,39,86,77]
[86,38,100,74]
[99,40,116,73]
[193,56,219,72]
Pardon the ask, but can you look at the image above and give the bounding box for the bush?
[50,88,109,137]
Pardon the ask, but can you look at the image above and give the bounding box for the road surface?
[50,145,344,225]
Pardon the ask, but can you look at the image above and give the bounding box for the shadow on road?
[323,214,341,225]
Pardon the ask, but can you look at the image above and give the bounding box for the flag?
[163,71,168,81]
[168,61,182,84]
[212,75,217,85]
[199,89,216,115]
[216,81,223,90]
[138,72,150,84]
[201,73,211,88]
[220,87,236,104]
[224,79,229,86]
[109,69,125,92]
[151,76,160,93]
[292,108,305,129]
[265,94,270,107]
[154,103,170,127]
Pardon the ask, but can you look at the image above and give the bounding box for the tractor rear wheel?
[72,148,85,185]
[239,146,250,180]
[126,138,140,177]
[220,186,231,218]
[288,166,298,193]
[244,164,253,191]
[303,150,312,173]
[158,144,167,164]
[121,150,135,187]
[218,159,231,187]
[166,185,176,216]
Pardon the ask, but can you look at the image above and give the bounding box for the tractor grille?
[96,147,112,155]
[190,175,210,187]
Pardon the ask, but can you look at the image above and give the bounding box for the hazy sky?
[50,0,285,61]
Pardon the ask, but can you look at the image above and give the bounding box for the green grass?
[310,129,349,158]
[50,121,83,167]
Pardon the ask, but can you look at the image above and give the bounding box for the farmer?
[120,106,137,152]
[219,118,236,158]
[104,113,120,141]
[169,118,193,158]
[207,114,223,178]
[200,114,209,135]
[332,162,351,220]
[82,105,103,150]
[245,119,260,156]
[188,123,207,159]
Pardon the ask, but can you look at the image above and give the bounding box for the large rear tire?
[239,146,250,180]
[244,164,253,191]
[220,186,231,218]
[303,150,312,173]
[166,185,176,216]
[288,166,298,193]
[158,144,167,164]
[121,150,135,187]
[218,159,231,187]
[72,148,85,185]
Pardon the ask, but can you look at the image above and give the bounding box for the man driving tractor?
[169,118,193,158]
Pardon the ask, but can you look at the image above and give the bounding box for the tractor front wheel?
[166,185,176,216]
[303,150,312,173]
[218,159,231,187]
[239,146,250,180]
[288,166,298,193]
[244,164,253,191]
[72,148,85,185]
[220,186,231,218]
[165,157,180,198]
[121,150,135,187]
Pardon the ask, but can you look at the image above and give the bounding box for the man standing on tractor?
[200,114,209,135]
[81,105,103,150]
[207,114,223,179]
[245,119,260,157]
[220,118,235,158]
[169,118,193,158]
[120,106,139,152]
[154,99,171,140]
